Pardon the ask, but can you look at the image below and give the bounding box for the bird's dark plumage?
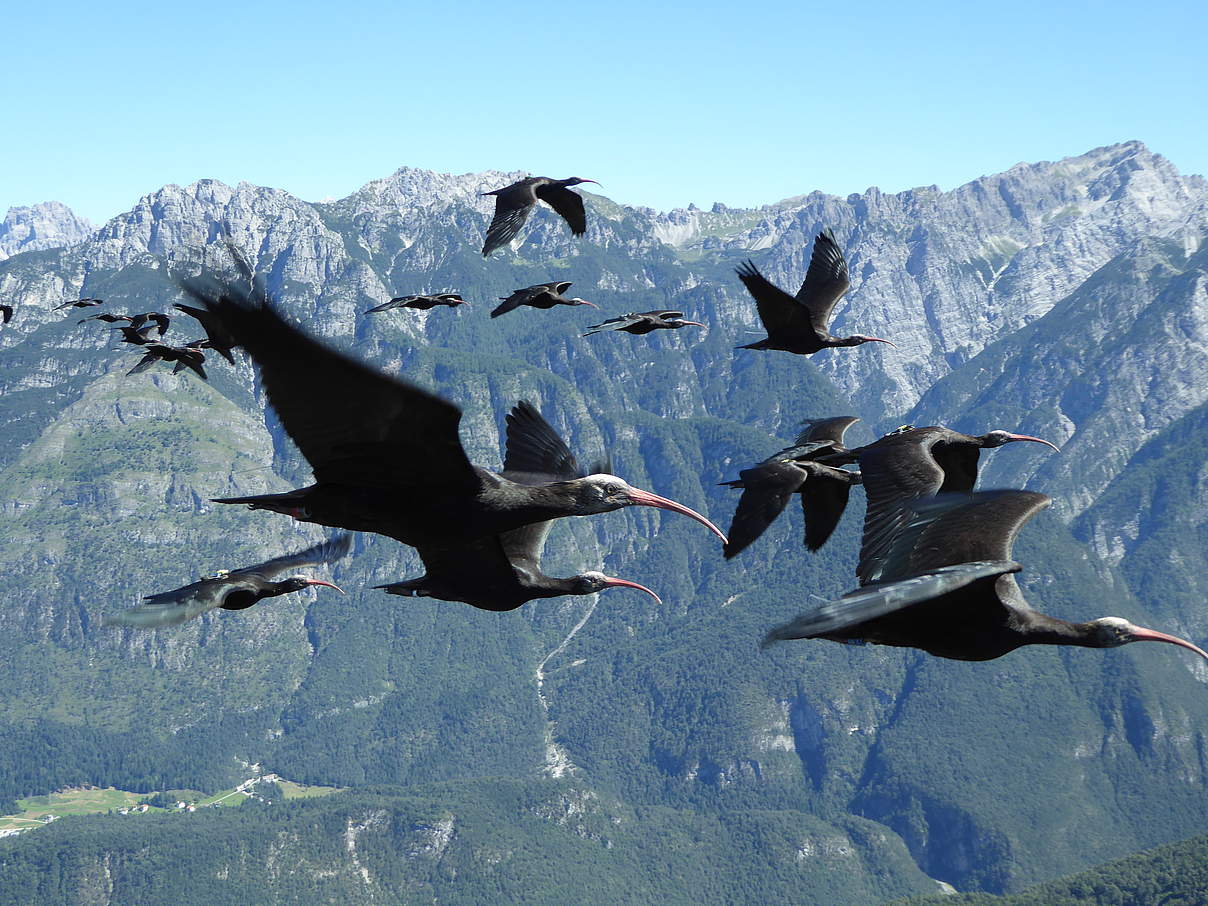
[127,344,208,380]
[365,293,468,314]
[55,298,104,312]
[480,176,598,257]
[491,282,597,318]
[735,230,894,354]
[104,534,351,628]
[173,303,238,364]
[763,491,1208,665]
[0,305,12,325]
[581,310,706,337]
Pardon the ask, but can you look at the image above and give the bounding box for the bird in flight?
[582,310,705,337]
[481,176,599,257]
[491,282,598,318]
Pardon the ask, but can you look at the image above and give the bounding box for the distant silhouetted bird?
[582,310,705,337]
[721,417,863,558]
[182,277,727,550]
[79,313,132,325]
[0,305,12,325]
[127,344,208,380]
[763,491,1208,664]
[736,229,895,354]
[365,293,469,313]
[481,176,599,257]
[378,401,662,610]
[104,535,351,628]
[111,324,159,345]
[55,298,104,312]
[491,282,598,318]
[842,426,1059,585]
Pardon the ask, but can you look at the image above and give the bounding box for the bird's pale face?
[571,298,599,308]
[572,475,728,543]
[1089,616,1208,660]
[572,571,662,603]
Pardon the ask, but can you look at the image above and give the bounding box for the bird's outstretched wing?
[855,429,950,585]
[0,305,11,325]
[582,314,639,336]
[762,561,1020,646]
[104,577,241,628]
[491,285,550,318]
[800,464,858,552]
[795,229,851,331]
[736,261,815,338]
[482,191,536,257]
[178,276,479,494]
[723,461,807,558]
[235,534,354,580]
[795,416,859,447]
[503,401,583,480]
[126,351,162,375]
[379,535,525,611]
[535,184,588,235]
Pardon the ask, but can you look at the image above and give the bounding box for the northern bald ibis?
[111,324,160,345]
[104,535,351,628]
[173,302,237,364]
[763,491,1208,664]
[721,417,863,558]
[481,176,598,257]
[582,310,706,337]
[379,401,661,610]
[54,298,104,312]
[837,426,1060,585]
[366,293,469,314]
[181,276,726,550]
[127,344,208,380]
[491,282,598,319]
[736,230,894,354]
[0,305,11,325]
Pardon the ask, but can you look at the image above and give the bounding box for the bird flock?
[8,172,1202,669]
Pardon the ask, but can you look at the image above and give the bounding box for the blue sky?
[4,0,1204,224]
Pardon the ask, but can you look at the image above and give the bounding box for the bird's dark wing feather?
[379,536,526,610]
[534,185,589,236]
[856,431,949,584]
[105,578,253,628]
[876,490,1051,581]
[182,279,479,493]
[932,443,982,494]
[800,464,858,552]
[173,303,237,363]
[736,261,815,337]
[0,306,11,325]
[795,229,851,331]
[795,416,859,447]
[233,534,353,581]
[491,285,545,318]
[723,461,808,558]
[482,195,535,257]
[762,561,1021,646]
[582,314,639,336]
[503,401,582,479]
[126,352,161,375]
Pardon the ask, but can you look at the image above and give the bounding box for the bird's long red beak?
[866,336,897,347]
[576,300,600,309]
[1005,433,1061,452]
[623,488,728,544]
[581,179,601,186]
[1129,627,1208,661]
[678,320,706,328]
[305,579,345,595]
[601,576,662,605]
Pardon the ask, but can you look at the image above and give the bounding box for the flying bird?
[736,229,895,354]
[378,401,661,610]
[104,535,351,628]
[183,276,727,550]
[481,176,599,257]
[582,310,705,337]
[491,282,598,319]
[55,298,104,312]
[839,426,1060,585]
[365,293,469,314]
[0,305,12,325]
[763,491,1208,664]
[172,302,238,364]
[721,416,863,558]
[127,344,208,380]
[111,324,160,345]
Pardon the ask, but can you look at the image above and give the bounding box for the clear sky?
[4,0,1205,224]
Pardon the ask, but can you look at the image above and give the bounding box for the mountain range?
[0,140,1205,903]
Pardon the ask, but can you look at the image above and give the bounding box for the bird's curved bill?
[577,300,600,309]
[1130,627,1208,662]
[306,579,345,594]
[601,576,662,605]
[1005,433,1061,452]
[678,320,707,328]
[866,336,898,347]
[624,488,729,544]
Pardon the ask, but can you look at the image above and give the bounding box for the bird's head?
[1085,617,1208,660]
[980,430,1060,451]
[564,178,600,188]
[842,334,898,348]
[570,298,599,309]
[567,474,728,543]
[571,571,662,604]
[280,576,345,595]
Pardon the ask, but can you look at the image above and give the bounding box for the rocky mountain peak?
[0,201,93,261]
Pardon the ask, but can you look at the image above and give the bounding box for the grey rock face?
[0,201,93,261]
